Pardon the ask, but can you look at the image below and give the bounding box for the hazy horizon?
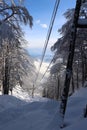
[27,47,53,62]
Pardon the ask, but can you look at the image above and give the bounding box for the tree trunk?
[32,84,35,98]
[71,70,75,93]
[3,57,9,94]
[81,46,85,86]
[59,0,82,127]
[84,56,87,81]
[77,61,79,89]
[82,61,85,86]
[57,74,60,100]
[3,46,10,95]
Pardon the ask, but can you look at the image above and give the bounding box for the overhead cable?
[41,58,54,81]
[34,0,61,84]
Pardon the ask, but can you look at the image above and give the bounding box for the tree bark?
[77,61,79,89]
[56,74,60,100]
[3,57,9,94]
[3,46,10,95]
[71,70,75,93]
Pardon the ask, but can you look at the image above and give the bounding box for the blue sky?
[22,0,76,51]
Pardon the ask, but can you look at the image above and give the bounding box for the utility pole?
[59,0,83,128]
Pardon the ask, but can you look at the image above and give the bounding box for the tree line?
[43,2,87,100]
[0,0,36,95]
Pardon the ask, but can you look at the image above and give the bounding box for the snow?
[0,95,27,112]
[34,60,50,75]
[0,87,87,130]
[32,60,51,96]
[12,85,32,101]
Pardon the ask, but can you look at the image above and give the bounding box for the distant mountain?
[27,48,53,62]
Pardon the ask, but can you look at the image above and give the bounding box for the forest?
[0,0,87,130]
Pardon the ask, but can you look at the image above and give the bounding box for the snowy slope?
[0,87,87,130]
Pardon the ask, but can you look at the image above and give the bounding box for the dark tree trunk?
[59,0,82,127]
[71,70,75,93]
[3,46,10,95]
[3,57,10,95]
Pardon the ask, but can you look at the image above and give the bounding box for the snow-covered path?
[0,97,59,130]
[0,87,87,130]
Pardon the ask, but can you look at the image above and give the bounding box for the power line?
[39,0,60,72]
[41,58,54,81]
[34,0,61,84]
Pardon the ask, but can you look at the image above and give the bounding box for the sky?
[22,0,76,54]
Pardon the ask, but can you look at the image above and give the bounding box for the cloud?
[36,19,47,29]
[40,24,47,29]
[36,19,40,24]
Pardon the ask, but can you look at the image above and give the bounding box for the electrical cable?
[34,0,61,84]
[40,58,54,81]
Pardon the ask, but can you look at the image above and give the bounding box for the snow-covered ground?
[0,87,87,130]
